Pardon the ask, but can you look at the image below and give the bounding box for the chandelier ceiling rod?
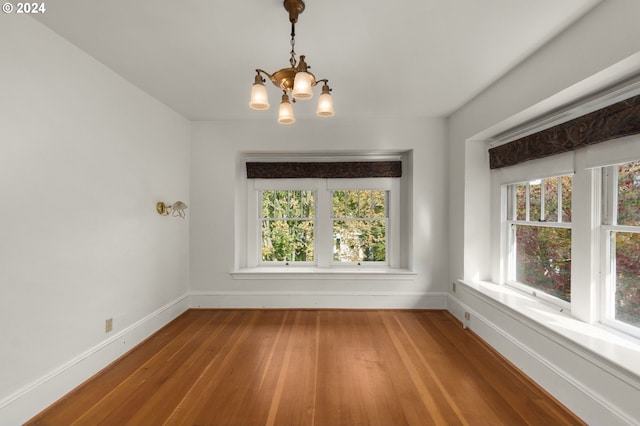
[248,0,335,124]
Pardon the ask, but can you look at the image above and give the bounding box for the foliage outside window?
[507,175,573,302]
[332,190,387,263]
[604,160,640,331]
[255,180,397,267]
[261,190,315,262]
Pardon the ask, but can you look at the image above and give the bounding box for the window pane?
[303,191,314,218]
[515,183,527,221]
[544,177,559,222]
[561,175,572,223]
[260,189,315,263]
[262,190,274,218]
[332,190,388,263]
[261,220,314,262]
[614,232,640,327]
[515,225,571,302]
[345,191,359,218]
[333,220,386,262]
[333,190,387,219]
[617,160,640,226]
[286,190,314,218]
[288,190,302,218]
[359,191,374,217]
[529,180,542,221]
[371,190,387,218]
[275,190,288,218]
[332,190,346,217]
[263,190,314,219]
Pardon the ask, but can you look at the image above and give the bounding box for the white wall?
[448,0,640,423]
[0,16,191,424]
[190,118,448,308]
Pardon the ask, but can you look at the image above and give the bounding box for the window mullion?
[315,182,332,267]
[557,177,562,224]
[611,167,618,226]
[525,183,531,222]
[247,187,260,267]
[602,227,615,322]
[540,179,546,222]
[508,222,516,282]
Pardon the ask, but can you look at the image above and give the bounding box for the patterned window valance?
[489,94,640,169]
[246,161,402,179]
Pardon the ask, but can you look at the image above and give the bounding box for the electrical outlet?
[105,318,113,333]
[452,281,457,292]
[463,311,471,329]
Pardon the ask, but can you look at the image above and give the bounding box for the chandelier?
[248,0,334,124]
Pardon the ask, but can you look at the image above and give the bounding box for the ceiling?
[34,0,600,121]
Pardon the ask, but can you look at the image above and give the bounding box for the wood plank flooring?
[27,309,585,425]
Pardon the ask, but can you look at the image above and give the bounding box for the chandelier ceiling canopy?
[248,0,334,124]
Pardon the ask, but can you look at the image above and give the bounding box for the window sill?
[231,267,417,280]
[457,279,640,382]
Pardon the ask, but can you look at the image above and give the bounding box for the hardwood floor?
[27,309,584,425]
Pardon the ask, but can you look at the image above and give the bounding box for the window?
[506,175,573,304]
[602,159,640,337]
[260,190,315,263]
[248,178,399,269]
[488,94,640,342]
[332,190,388,263]
[493,136,640,338]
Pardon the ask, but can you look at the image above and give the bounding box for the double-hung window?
[602,159,640,337]
[250,178,399,268]
[490,93,640,342]
[505,174,573,305]
[260,189,315,263]
[332,189,388,263]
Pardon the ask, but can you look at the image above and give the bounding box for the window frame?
[258,188,317,265]
[504,175,573,311]
[600,162,640,339]
[490,135,640,340]
[247,177,400,270]
[330,189,389,265]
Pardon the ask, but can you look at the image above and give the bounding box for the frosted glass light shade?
[249,83,270,110]
[292,71,313,99]
[316,91,334,117]
[277,97,296,124]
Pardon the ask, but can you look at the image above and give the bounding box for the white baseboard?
[189,291,448,309]
[0,294,190,426]
[447,292,638,425]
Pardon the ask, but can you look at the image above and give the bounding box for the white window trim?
[238,177,408,278]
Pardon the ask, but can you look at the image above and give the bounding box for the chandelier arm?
[255,69,274,80]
